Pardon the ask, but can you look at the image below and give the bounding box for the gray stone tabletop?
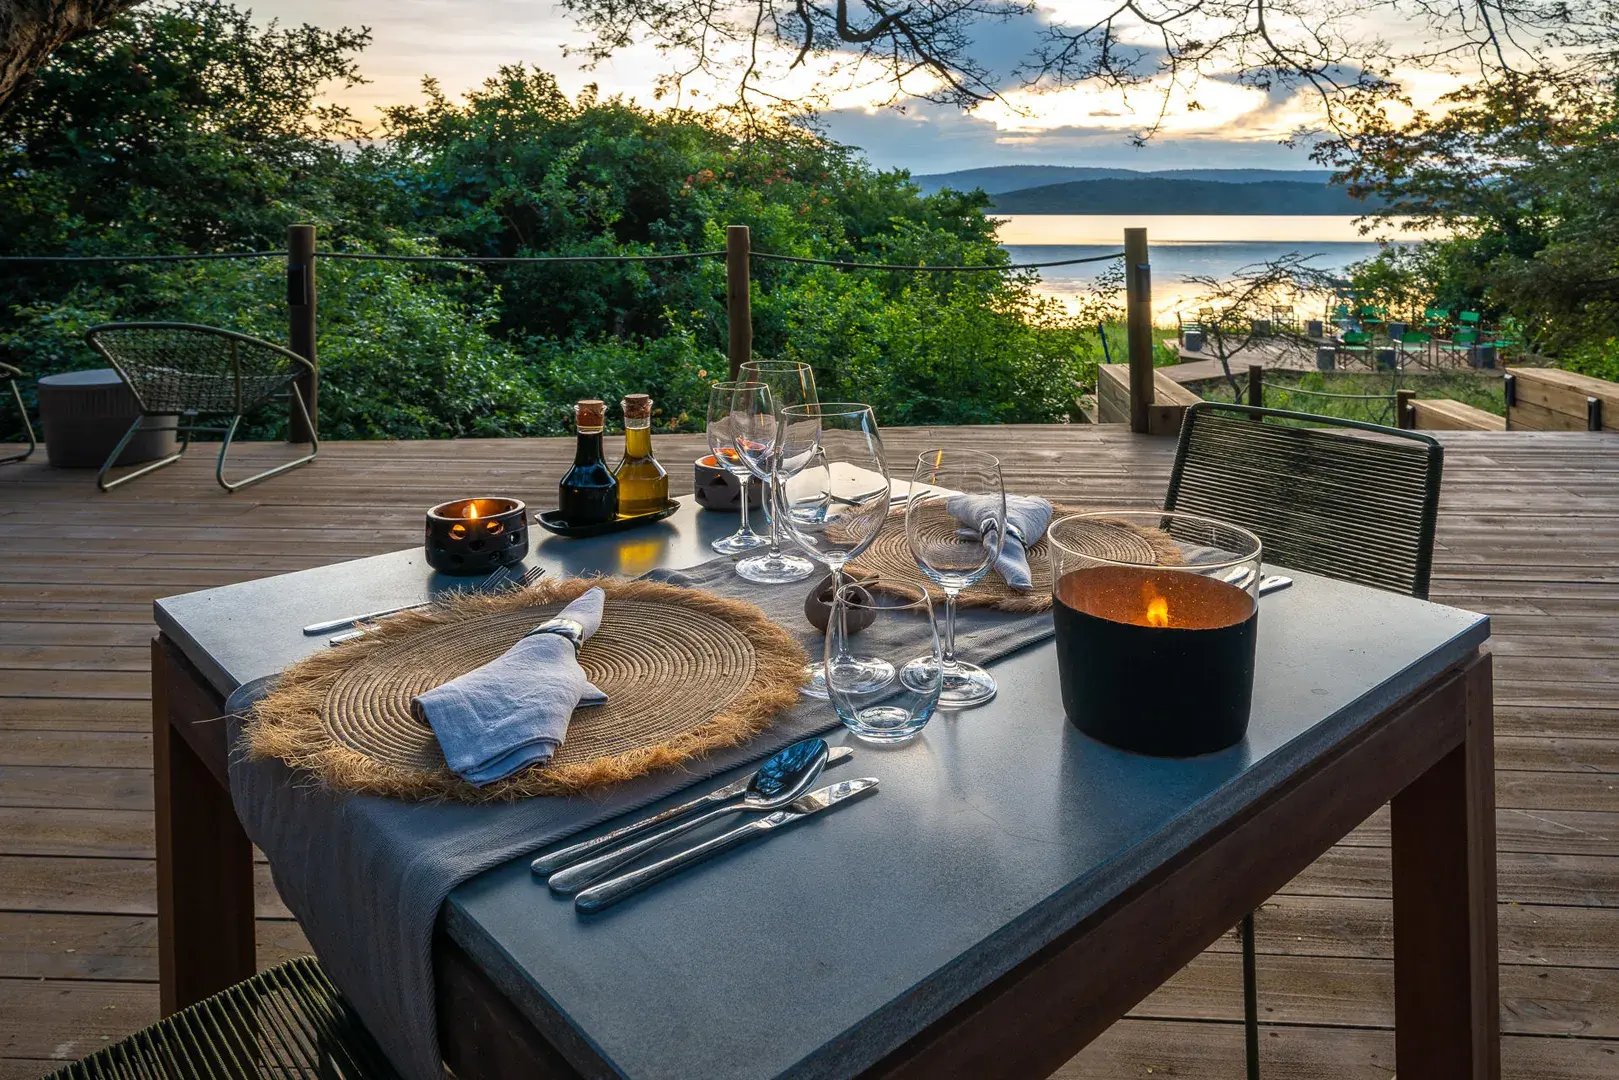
[154,496,1490,1080]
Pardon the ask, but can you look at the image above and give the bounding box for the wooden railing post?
[286,224,318,443]
[1124,228,1153,433]
[726,225,752,379]
[1397,388,1416,429]
[1247,365,1264,410]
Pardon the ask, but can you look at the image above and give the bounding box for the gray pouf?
[37,369,177,468]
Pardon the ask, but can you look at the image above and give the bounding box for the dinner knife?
[531,746,855,876]
[574,777,879,914]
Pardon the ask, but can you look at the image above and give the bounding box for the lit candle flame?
[465,501,480,521]
[1142,582,1171,628]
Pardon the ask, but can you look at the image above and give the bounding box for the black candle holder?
[425,497,528,575]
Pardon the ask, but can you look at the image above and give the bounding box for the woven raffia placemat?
[244,578,808,802]
[848,503,1182,613]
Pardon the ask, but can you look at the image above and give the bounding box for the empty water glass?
[825,581,943,743]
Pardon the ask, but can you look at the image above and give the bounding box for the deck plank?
[2,427,1617,1078]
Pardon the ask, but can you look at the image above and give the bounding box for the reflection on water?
[995,214,1435,319]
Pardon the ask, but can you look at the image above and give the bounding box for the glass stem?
[736,470,752,534]
[943,590,959,667]
[765,472,783,556]
[830,564,854,664]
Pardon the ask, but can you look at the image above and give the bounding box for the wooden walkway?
[2,427,1618,1079]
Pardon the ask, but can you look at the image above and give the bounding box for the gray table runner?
[226,557,1055,1080]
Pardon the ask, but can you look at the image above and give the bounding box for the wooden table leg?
[1391,651,1499,1079]
[153,637,257,1013]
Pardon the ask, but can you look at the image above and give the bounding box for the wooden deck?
[2,427,1617,1079]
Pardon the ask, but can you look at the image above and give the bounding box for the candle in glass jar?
[1052,564,1257,756]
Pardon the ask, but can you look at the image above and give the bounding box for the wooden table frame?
[153,633,1499,1080]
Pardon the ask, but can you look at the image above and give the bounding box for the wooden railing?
[1505,366,1618,431]
[8,223,1159,437]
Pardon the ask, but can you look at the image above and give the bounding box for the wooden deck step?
[1409,397,1507,431]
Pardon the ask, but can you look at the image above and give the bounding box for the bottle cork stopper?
[622,393,653,420]
[575,399,606,427]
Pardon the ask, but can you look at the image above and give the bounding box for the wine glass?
[905,449,1005,708]
[735,360,818,584]
[706,381,770,556]
[775,403,891,698]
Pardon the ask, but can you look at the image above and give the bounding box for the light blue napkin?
[948,494,1055,590]
[412,588,608,786]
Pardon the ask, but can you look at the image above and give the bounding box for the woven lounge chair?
[84,322,318,492]
[44,956,399,1079]
[1,361,37,464]
[1164,401,1444,1079]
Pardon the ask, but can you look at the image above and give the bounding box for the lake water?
[996,214,1427,318]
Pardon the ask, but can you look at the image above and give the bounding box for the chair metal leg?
[98,415,189,491]
[1242,910,1260,1080]
[1,378,36,464]
[215,384,319,492]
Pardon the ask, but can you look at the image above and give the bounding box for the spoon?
[547,738,832,895]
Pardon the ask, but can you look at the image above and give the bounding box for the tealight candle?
[425,497,528,575]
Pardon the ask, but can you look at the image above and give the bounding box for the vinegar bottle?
[613,393,669,516]
[559,399,618,525]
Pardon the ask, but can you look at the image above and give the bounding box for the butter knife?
[531,745,854,876]
[575,777,879,914]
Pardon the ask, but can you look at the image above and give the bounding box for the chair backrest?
[1165,402,1443,599]
[83,322,312,416]
[1459,310,1482,324]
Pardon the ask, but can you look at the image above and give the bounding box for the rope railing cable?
[0,251,282,264]
[1261,380,1396,402]
[750,250,1126,272]
[0,247,1127,272]
[317,250,726,264]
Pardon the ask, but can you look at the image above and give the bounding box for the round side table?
[37,369,178,468]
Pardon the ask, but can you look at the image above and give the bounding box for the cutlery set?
[533,737,877,913]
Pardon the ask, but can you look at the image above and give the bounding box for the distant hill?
[913,165,1337,195]
[985,177,1381,215]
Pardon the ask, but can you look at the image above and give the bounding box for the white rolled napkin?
[947,494,1055,590]
[412,587,608,786]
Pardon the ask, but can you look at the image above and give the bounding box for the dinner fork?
[319,565,544,644]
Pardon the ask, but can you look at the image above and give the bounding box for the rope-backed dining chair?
[1163,401,1444,1079]
[83,322,318,492]
[44,956,399,1079]
[1,361,37,464]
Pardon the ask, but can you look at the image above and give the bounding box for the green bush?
[0,3,1103,438]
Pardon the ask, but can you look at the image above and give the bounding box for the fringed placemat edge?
[243,577,808,803]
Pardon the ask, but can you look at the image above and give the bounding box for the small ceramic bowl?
[803,571,879,634]
[694,454,763,511]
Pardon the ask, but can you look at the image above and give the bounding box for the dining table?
[150,494,1499,1080]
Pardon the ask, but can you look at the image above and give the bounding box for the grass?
[1196,369,1507,426]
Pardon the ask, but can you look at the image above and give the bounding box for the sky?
[257,0,1378,175]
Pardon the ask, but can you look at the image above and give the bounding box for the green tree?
[1326,75,1619,368]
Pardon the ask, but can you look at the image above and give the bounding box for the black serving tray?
[535,500,681,538]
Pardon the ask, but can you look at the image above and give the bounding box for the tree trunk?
[0,0,143,111]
